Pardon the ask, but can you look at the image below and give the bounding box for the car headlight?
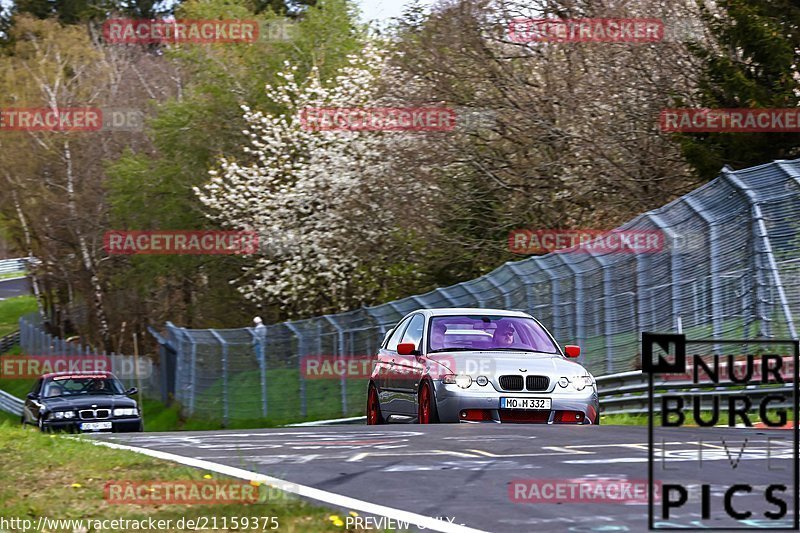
[455,375,472,389]
[557,375,594,391]
[50,411,75,420]
[442,374,473,388]
[113,408,138,417]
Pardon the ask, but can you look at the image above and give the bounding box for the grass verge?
[0,294,36,338]
[601,410,795,426]
[0,421,366,532]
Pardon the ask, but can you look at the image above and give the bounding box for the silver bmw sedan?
[366,308,599,425]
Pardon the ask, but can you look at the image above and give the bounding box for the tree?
[678,0,800,178]
[105,0,367,325]
[195,43,432,317]
[0,16,178,349]
[382,0,702,281]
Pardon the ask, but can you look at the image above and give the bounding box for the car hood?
[427,351,590,378]
[39,394,136,410]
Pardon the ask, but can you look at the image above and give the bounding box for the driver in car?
[88,379,108,392]
[493,324,516,347]
[44,384,63,397]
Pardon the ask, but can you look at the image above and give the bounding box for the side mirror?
[125,387,139,396]
[397,343,419,356]
[564,345,581,358]
[26,392,38,400]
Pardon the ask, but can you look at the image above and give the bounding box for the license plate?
[80,421,112,431]
[501,397,551,410]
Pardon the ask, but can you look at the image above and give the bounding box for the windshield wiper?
[428,348,480,353]
[486,348,539,352]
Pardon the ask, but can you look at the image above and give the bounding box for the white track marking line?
[284,416,367,426]
[347,449,481,462]
[80,437,488,533]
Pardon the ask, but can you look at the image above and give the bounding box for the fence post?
[210,330,229,426]
[284,322,305,418]
[643,214,684,333]
[724,170,797,340]
[486,273,512,309]
[324,316,347,416]
[461,282,483,307]
[505,262,532,313]
[553,255,585,366]
[181,330,197,415]
[684,196,724,353]
[579,250,614,375]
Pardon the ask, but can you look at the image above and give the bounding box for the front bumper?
[41,417,143,433]
[432,381,599,424]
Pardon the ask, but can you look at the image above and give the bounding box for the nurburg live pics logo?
[642,332,800,530]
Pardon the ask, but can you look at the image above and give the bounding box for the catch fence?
[156,160,800,423]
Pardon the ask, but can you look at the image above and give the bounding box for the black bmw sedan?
[22,371,143,432]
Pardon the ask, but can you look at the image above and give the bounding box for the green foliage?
[679,0,800,178]
[105,0,367,327]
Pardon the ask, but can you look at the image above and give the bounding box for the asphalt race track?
[0,276,30,300]
[92,424,798,532]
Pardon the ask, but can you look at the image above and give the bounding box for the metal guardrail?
[0,389,23,417]
[596,371,795,415]
[0,257,31,276]
[0,368,791,420]
[0,331,20,354]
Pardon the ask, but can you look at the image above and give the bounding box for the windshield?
[41,376,125,398]
[427,315,559,354]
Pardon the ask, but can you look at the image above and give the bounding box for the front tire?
[417,380,439,424]
[366,384,384,425]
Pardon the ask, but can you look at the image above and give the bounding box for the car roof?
[42,371,115,380]
[417,308,533,318]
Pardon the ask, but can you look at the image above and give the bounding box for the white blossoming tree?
[195,44,423,316]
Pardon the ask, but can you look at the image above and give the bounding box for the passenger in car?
[430,324,447,350]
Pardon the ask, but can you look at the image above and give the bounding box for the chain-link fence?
[157,159,800,424]
[18,315,159,397]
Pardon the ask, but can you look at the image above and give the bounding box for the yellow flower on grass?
[70,483,82,488]
[348,511,358,517]
[333,519,344,527]
[203,474,212,479]
[250,480,261,487]
[328,515,339,522]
